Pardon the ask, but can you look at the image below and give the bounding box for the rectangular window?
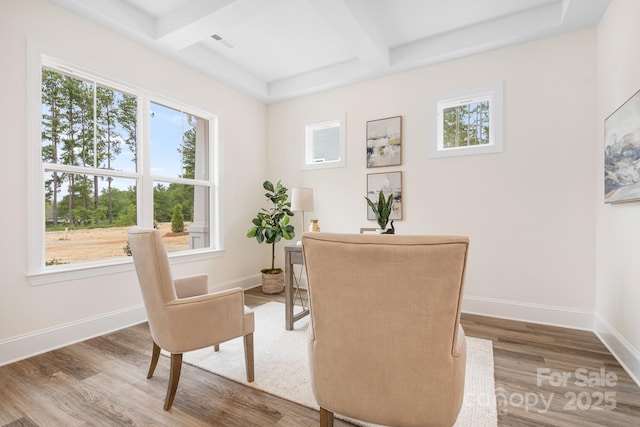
[431,84,503,158]
[150,102,211,250]
[303,116,346,169]
[37,61,217,273]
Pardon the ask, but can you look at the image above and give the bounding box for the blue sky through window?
[150,102,195,180]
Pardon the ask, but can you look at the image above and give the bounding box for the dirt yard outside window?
[45,222,190,265]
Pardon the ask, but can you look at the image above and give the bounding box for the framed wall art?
[366,116,402,167]
[604,89,640,203]
[366,171,402,220]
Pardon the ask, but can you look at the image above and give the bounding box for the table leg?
[284,250,294,330]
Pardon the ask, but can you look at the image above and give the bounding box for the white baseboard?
[5,282,637,390]
[462,295,594,331]
[0,276,261,367]
[594,315,640,388]
[210,274,262,292]
[0,305,147,367]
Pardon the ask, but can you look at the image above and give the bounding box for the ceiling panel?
[49,0,610,102]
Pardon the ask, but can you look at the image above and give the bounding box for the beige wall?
[0,0,268,359]
[268,30,597,326]
[596,0,640,383]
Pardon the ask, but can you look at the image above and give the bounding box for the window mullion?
[93,82,98,168]
[139,96,153,229]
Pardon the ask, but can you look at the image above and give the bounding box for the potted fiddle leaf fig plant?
[247,180,295,293]
[365,191,395,234]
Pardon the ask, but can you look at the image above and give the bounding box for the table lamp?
[290,187,314,238]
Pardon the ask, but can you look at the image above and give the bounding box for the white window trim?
[430,83,504,158]
[302,114,346,170]
[27,52,223,285]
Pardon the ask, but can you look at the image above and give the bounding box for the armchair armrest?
[163,287,248,352]
[453,324,466,357]
[174,274,208,298]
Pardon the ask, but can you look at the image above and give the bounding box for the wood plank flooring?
[1,287,638,426]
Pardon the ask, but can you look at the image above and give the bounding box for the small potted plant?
[365,191,395,234]
[247,180,296,293]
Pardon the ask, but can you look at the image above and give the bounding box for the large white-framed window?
[431,83,503,158]
[29,56,220,284]
[303,115,346,170]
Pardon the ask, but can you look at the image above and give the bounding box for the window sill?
[429,143,503,159]
[28,248,226,286]
[302,159,345,170]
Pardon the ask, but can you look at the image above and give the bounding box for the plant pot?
[261,271,285,294]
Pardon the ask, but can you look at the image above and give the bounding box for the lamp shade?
[291,187,314,212]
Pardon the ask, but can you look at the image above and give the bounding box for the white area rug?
[179,302,497,426]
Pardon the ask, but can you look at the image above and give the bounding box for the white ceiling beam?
[156,0,282,51]
[175,43,269,100]
[155,0,233,44]
[308,0,390,72]
[391,1,562,69]
[559,0,610,29]
[268,58,370,102]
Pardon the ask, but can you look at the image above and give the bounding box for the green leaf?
[365,196,379,216]
[265,227,277,241]
[263,181,274,192]
[246,227,257,238]
[365,192,393,229]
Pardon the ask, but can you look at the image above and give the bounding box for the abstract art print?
[366,116,402,167]
[366,171,402,220]
[605,89,640,203]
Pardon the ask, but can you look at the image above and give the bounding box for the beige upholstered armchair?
[301,233,469,427]
[128,228,255,410]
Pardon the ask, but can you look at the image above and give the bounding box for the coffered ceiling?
[49,0,609,103]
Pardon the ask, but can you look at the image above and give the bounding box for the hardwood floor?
[1,287,638,426]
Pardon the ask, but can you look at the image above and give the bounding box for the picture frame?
[366,116,402,167]
[604,88,640,203]
[366,171,402,220]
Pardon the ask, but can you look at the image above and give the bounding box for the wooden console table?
[284,245,309,330]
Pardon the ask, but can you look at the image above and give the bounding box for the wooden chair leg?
[214,344,220,352]
[164,353,182,411]
[244,333,254,383]
[320,407,334,427]
[147,341,161,379]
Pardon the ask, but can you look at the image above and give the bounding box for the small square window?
[431,84,503,158]
[303,116,345,169]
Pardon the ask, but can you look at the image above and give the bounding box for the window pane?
[44,173,137,265]
[96,86,138,173]
[312,126,340,162]
[41,69,95,167]
[41,69,138,172]
[150,102,209,180]
[306,120,341,165]
[153,181,210,252]
[442,100,490,148]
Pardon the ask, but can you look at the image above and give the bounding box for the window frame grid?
[430,83,504,159]
[29,55,221,285]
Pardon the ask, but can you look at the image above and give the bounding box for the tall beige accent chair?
[128,228,255,411]
[301,233,469,427]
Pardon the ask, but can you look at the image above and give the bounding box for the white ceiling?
[49,0,609,103]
